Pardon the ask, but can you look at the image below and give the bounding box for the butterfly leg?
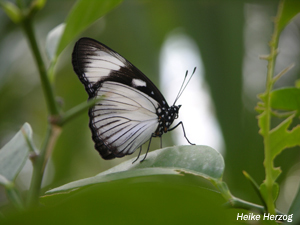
[160,136,162,148]
[140,135,154,163]
[168,121,195,145]
[132,146,142,164]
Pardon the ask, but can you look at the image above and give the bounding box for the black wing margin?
[72,37,167,106]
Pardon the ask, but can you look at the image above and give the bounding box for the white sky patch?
[159,30,224,154]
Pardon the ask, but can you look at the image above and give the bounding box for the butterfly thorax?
[155,105,181,137]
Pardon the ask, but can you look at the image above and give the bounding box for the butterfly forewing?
[72,38,168,159]
[72,38,167,105]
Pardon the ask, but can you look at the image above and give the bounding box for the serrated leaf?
[270,87,300,112]
[258,92,267,102]
[45,145,224,194]
[55,0,122,58]
[0,123,32,186]
[260,182,280,204]
[258,111,267,136]
[269,114,300,160]
[272,167,282,182]
[278,0,300,32]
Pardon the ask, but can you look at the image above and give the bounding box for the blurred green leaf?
[270,114,300,160]
[270,87,300,112]
[46,145,224,194]
[0,1,22,23]
[278,0,300,32]
[46,23,66,61]
[4,177,242,225]
[55,0,122,58]
[0,123,32,186]
[289,182,300,224]
[30,0,46,11]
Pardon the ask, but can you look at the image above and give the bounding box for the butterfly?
[72,37,195,163]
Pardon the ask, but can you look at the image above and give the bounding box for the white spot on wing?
[132,78,147,87]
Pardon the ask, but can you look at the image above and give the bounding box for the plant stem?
[263,0,284,214]
[20,8,62,207]
[21,16,59,116]
[26,125,61,207]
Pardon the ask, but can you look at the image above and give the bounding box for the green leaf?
[8,178,240,225]
[55,0,122,58]
[270,87,300,112]
[30,0,46,11]
[278,0,300,32]
[269,114,300,160]
[0,123,32,186]
[0,1,22,23]
[45,23,66,61]
[45,145,224,194]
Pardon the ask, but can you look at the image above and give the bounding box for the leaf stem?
[263,0,284,214]
[225,196,284,216]
[54,97,103,126]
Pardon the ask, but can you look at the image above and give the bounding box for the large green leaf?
[0,123,32,186]
[46,145,224,194]
[4,177,243,225]
[47,0,122,61]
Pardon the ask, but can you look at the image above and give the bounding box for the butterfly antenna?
[174,70,188,104]
[173,67,196,105]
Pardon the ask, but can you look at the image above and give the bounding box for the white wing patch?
[90,81,159,156]
[82,45,126,84]
[132,78,147,87]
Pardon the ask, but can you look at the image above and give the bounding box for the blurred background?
[0,0,300,214]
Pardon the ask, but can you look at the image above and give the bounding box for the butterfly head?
[171,104,181,120]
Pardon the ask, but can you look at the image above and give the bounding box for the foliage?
[0,0,300,224]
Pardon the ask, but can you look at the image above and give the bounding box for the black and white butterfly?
[72,37,195,162]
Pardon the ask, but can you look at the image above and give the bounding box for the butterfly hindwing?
[72,38,168,159]
[90,81,159,158]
